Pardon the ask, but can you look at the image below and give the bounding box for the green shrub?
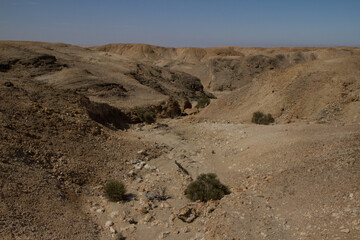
[136,107,156,124]
[185,173,230,202]
[195,96,210,108]
[251,111,275,125]
[104,180,126,202]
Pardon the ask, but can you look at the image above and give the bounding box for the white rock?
[151,220,161,226]
[340,228,350,233]
[105,220,114,227]
[180,226,190,233]
[135,161,146,170]
[109,226,116,233]
[158,231,170,239]
[168,214,176,223]
[142,214,153,223]
[121,225,136,233]
[130,159,140,164]
[110,211,120,218]
[144,164,157,170]
[96,208,105,213]
[160,202,171,208]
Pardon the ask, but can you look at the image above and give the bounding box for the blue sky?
[0,0,359,47]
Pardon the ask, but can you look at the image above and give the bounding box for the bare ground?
[83,119,359,240]
[0,41,359,240]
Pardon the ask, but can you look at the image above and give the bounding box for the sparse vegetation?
[195,96,210,108]
[145,187,170,201]
[104,180,126,202]
[185,173,230,202]
[136,107,156,124]
[251,111,275,125]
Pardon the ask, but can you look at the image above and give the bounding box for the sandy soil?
[82,119,359,240]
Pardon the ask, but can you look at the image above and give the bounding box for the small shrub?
[185,173,230,202]
[251,111,274,125]
[195,96,210,108]
[104,180,126,202]
[145,187,170,201]
[143,111,156,123]
[136,107,156,124]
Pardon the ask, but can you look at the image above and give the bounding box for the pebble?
[142,214,153,223]
[96,208,105,213]
[340,228,350,233]
[180,226,190,233]
[160,202,171,208]
[135,161,146,170]
[130,159,140,164]
[110,211,119,218]
[109,226,116,233]
[121,225,136,233]
[138,206,149,214]
[137,150,146,154]
[158,231,170,239]
[151,220,161,226]
[168,214,176,223]
[144,164,157,170]
[105,220,114,227]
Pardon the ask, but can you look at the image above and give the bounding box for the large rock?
[176,205,200,223]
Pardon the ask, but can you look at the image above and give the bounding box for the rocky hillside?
[94,43,360,124]
[0,41,359,240]
[0,41,208,112]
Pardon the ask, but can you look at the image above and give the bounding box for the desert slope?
[199,54,360,124]
[94,43,360,124]
[0,41,207,110]
[1,41,359,240]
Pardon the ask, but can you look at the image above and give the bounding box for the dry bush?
[185,173,230,202]
[136,107,156,124]
[195,96,210,108]
[252,111,275,125]
[104,180,126,202]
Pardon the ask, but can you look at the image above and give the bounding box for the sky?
[0,0,359,47]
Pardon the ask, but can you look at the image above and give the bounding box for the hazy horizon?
[1,0,360,48]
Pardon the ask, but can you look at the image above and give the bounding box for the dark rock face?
[0,62,11,72]
[80,96,131,130]
[20,54,57,67]
[127,63,207,101]
[162,97,182,118]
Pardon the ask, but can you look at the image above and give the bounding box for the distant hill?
[93,43,360,124]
